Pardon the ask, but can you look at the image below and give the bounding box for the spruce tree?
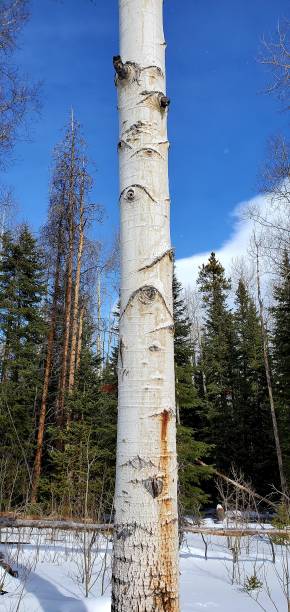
[0,225,46,507]
[48,306,117,517]
[173,271,211,511]
[234,278,278,492]
[197,253,236,473]
[173,271,196,425]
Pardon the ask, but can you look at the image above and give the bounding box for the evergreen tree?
[272,251,290,483]
[197,253,236,473]
[234,278,278,492]
[0,225,46,507]
[46,306,117,517]
[173,271,196,425]
[173,271,211,511]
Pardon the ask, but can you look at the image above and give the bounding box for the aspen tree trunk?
[112,1,179,610]
[255,239,287,495]
[31,226,62,503]
[68,168,85,394]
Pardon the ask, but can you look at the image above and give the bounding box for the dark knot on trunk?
[113,55,130,79]
[144,477,164,498]
[159,94,170,109]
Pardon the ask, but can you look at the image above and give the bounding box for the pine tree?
[234,278,278,492]
[31,115,101,502]
[173,271,195,424]
[272,251,290,484]
[173,271,211,511]
[48,306,117,517]
[0,225,46,507]
[197,253,236,473]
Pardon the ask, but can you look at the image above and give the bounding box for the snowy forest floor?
[0,519,288,611]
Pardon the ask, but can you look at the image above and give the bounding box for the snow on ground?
[0,520,288,611]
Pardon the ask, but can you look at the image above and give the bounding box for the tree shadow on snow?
[16,563,88,612]
[180,551,274,564]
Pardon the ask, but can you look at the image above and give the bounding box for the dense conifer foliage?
[233,279,277,492]
[0,226,46,507]
[173,271,212,511]
[0,218,289,514]
[196,253,236,470]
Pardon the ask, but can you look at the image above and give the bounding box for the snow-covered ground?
[0,520,288,611]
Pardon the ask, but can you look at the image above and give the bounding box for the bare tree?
[252,233,287,495]
[259,19,290,106]
[68,162,86,394]
[0,0,37,166]
[184,287,207,396]
[31,213,63,504]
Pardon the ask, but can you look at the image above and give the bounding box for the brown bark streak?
[152,410,179,611]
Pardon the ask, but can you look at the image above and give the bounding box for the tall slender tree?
[31,115,101,500]
[272,251,290,484]
[233,278,278,492]
[254,237,287,494]
[0,225,46,505]
[56,115,77,427]
[31,215,63,503]
[68,162,86,394]
[112,0,179,609]
[0,0,36,166]
[197,253,236,472]
[173,271,211,511]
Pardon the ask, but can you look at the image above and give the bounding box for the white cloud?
[175,192,268,290]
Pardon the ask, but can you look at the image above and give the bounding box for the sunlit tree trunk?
[56,118,75,426]
[31,223,62,503]
[111,1,179,610]
[75,302,84,374]
[68,166,85,395]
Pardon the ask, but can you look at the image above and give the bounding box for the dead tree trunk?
[75,302,84,373]
[195,459,277,510]
[68,165,85,395]
[111,1,179,610]
[254,236,287,495]
[31,223,62,503]
[56,118,76,427]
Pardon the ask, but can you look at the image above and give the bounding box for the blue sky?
[3,0,289,263]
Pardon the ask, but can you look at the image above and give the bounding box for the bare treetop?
[260,19,290,106]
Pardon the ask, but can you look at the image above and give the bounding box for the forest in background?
[0,0,289,521]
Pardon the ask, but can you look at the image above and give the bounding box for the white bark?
[112,1,179,610]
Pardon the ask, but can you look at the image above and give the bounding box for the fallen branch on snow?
[0,518,289,539]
